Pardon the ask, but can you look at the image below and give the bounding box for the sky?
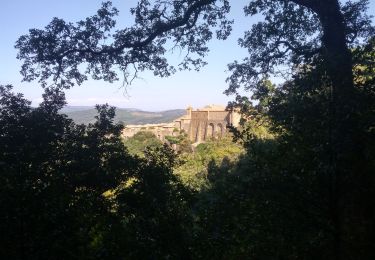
[0,0,374,111]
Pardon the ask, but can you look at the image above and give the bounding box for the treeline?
[1,38,374,259]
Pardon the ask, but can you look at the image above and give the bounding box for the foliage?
[111,144,194,259]
[0,85,193,259]
[0,85,128,258]
[165,130,192,153]
[123,131,163,156]
[226,0,374,94]
[192,42,375,259]
[175,135,244,190]
[15,0,232,88]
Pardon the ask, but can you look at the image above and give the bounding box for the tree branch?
[58,0,215,60]
[289,0,319,11]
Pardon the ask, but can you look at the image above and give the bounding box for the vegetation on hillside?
[123,131,163,157]
[175,136,244,190]
[123,129,244,190]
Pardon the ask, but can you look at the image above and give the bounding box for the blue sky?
[0,1,374,111]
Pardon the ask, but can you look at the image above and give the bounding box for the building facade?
[122,105,240,143]
[175,105,240,142]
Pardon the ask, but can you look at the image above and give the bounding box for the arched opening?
[195,122,201,142]
[207,123,214,139]
[216,123,223,138]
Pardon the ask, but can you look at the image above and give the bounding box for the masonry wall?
[208,111,229,121]
[188,110,232,142]
[122,107,240,144]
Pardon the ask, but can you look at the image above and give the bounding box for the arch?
[195,122,201,142]
[207,123,215,139]
[216,123,223,138]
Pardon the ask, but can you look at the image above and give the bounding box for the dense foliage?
[175,136,244,190]
[0,85,193,259]
[195,40,375,259]
[123,130,244,190]
[123,131,163,157]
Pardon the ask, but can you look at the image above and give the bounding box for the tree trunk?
[313,1,363,259]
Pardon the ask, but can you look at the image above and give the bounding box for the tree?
[14,0,373,169]
[193,41,374,259]
[15,1,232,88]
[175,135,244,190]
[113,144,194,259]
[0,85,133,258]
[123,131,163,156]
[15,1,373,90]
[165,130,192,153]
[0,85,193,259]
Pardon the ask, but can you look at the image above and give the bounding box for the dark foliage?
[195,41,375,259]
[0,85,193,259]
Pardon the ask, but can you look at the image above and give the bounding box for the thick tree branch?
[289,0,319,11]
[275,40,321,57]
[58,0,215,60]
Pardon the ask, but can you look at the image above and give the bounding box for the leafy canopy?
[15,0,373,95]
[16,0,232,88]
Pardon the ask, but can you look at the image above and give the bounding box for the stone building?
[175,105,240,143]
[122,104,240,143]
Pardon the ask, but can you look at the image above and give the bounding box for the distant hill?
[60,106,94,113]
[61,106,186,125]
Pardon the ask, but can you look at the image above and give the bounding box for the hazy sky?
[0,0,374,111]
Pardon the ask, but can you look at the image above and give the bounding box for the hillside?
[61,106,186,125]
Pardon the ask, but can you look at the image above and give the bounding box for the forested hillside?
[61,106,185,124]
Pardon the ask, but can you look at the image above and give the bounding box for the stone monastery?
[122,105,240,143]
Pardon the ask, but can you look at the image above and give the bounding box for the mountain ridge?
[61,106,186,125]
